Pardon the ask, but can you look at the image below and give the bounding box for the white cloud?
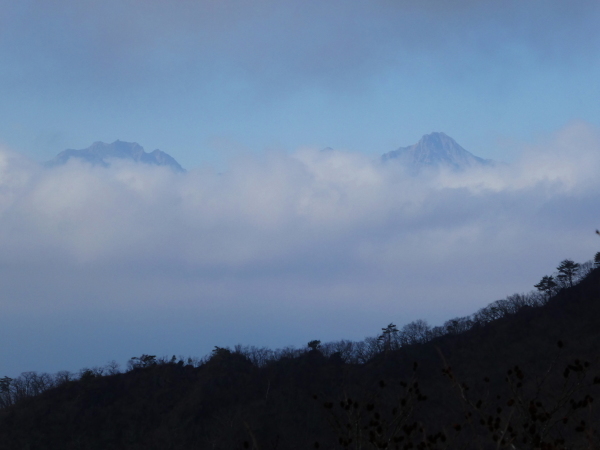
[1,123,600,376]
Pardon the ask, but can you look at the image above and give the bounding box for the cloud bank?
[1,122,600,376]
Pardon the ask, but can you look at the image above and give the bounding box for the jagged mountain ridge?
[47,134,485,175]
[382,132,493,173]
[46,140,185,172]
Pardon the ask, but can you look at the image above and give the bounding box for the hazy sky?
[1,0,600,376]
[2,0,600,166]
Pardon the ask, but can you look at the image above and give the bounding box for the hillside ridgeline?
[1,257,600,449]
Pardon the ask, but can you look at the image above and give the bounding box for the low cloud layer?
[2,122,600,376]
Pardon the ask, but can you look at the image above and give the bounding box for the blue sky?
[1,0,600,377]
[2,0,600,167]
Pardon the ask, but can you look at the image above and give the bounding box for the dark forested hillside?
[2,262,600,449]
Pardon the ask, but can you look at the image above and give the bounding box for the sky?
[1,0,600,376]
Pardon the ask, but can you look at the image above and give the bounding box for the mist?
[0,122,598,376]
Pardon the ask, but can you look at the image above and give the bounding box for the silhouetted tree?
[534,275,557,302]
[399,319,431,345]
[473,303,504,324]
[128,354,157,370]
[556,259,580,288]
[0,377,12,407]
[443,317,474,335]
[378,323,399,352]
[54,371,74,385]
[320,339,356,363]
[307,340,322,352]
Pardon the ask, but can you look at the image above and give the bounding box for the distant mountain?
[382,132,493,173]
[46,140,185,172]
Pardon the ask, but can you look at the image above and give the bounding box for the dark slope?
[1,269,600,449]
[370,267,600,429]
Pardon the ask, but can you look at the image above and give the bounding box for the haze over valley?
[1,126,599,377]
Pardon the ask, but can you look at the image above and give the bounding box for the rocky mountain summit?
[382,132,493,173]
[46,140,185,172]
